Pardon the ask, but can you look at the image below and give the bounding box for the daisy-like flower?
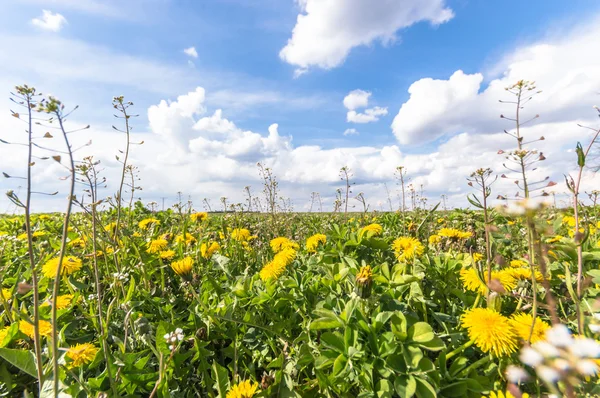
[507,268,544,283]
[170,257,194,277]
[42,256,83,278]
[42,294,77,310]
[66,343,98,368]
[159,250,176,260]
[147,238,168,254]
[269,237,299,253]
[175,233,197,246]
[200,241,220,259]
[361,223,383,236]
[438,228,472,239]
[510,259,528,268]
[487,391,529,398]
[226,380,259,398]
[461,308,518,357]
[392,237,424,262]
[138,218,160,230]
[459,268,517,295]
[19,320,52,338]
[428,234,441,245]
[306,233,327,253]
[190,212,208,222]
[231,228,255,242]
[510,313,551,344]
[259,248,297,282]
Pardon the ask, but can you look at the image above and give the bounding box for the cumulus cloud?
[31,10,67,32]
[343,128,359,136]
[183,47,198,58]
[391,18,600,145]
[343,89,388,123]
[279,0,453,71]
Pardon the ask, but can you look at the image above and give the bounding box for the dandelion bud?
[355,265,373,299]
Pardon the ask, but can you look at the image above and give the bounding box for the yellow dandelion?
[437,218,444,224]
[19,320,52,338]
[159,250,176,260]
[104,222,117,232]
[147,238,169,254]
[38,214,51,221]
[460,268,517,295]
[546,235,564,244]
[487,391,530,398]
[270,237,299,253]
[356,265,373,285]
[1,289,12,302]
[472,253,484,262]
[226,380,259,398]
[132,231,142,238]
[175,233,196,245]
[461,308,518,357]
[42,294,77,310]
[190,212,208,222]
[507,267,544,282]
[510,259,528,268]
[509,313,550,344]
[507,220,516,226]
[259,248,297,281]
[428,234,441,245]
[231,228,252,242]
[200,242,220,259]
[438,228,472,239]
[392,237,424,262]
[562,215,576,227]
[138,218,160,230]
[17,231,47,241]
[361,223,383,236]
[68,236,86,248]
[0,327,9,344]
[42,256,83,278]
[306,233,327,253]
[170,257,194,276]
[66,343,98,368]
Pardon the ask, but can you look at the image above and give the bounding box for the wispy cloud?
[31,10,67,32]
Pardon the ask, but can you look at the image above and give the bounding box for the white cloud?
[343,128,359,136]
[279,0,453,70]
[31,10,67,32]
[391,17,600,145]
[183,47,198,58]
[343,89,388,123]
[347,107,388,123]
[343,89,371,110]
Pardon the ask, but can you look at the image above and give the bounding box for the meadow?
[1,82,600,397]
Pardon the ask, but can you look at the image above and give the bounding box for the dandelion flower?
[170,257,194,277]
[392,237,424,262]
[0,327,9,344]
[159,250,176,260]
[147,238,168,254]
[104,222,117,232]
[355,265,374,298]
[259,248,296,281]
[66,343,98,368]
[306,234,327,253]
[508,268,544,282]
[42,294,76,310]
[546,235,564,244]
[361,223,383,236]
[270,237,298,253]
[200,242,220,259]
[438,228,472,239]
[68,237,86,248]
[1,289,12,302]
[510,313,550,344]
[231,228,252,242]
[428,235,441,245]
[461,308,518,357]
[562,216,576,227]
[510,259,528,268]
[19,320,52,338]
[487,391,529,398]
[226,380,259,398]
[42,256,82,278]
[190,212,208,222]
[17,231,47,241]
[138,218,160,230]
[175,233,196,246]
[472,253,483,262]
[460,268,517,295]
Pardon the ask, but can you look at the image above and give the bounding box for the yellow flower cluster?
[190,212,208,222]
[231,228,255,242]
[42,294,77,310]
[361,223,383,236]
[19,320,52,338]
[139,218,160,230]
[66,343,99,368]
[459,268,517,295]
[392,237,424,262]
[170,257,194,276]
[147,238,169,254]
[175,233,197,245]
[270,237,299,253]
[201,241,220,259]
[438,228,472,239]
[226,380,258,398]
[42,256,83,278]
[259,248,297,282]
[306,233,326,253]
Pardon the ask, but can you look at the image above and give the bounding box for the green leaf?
[394,375,417,398]
[391,313,408,341]
[407,322,435,343]
[320,332,346,354]
[0,347,37,377]
[414,377,437,398]
[212,362,229,397]
[310,317,343,330]
[376,379,394,398]
[415,336,445,352]
[332,354,348,376]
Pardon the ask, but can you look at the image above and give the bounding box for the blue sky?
[1,0,600,211]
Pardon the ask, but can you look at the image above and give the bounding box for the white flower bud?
[520,347,543,367]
